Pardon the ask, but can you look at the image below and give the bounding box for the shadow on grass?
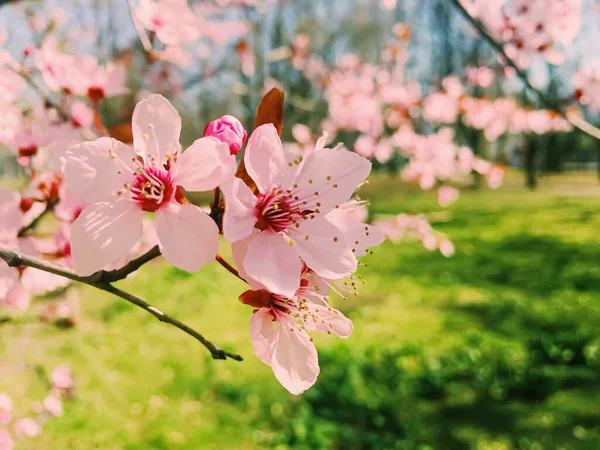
[378,234,600,295]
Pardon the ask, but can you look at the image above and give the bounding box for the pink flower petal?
[293,148,371,212]
[250,309,276,365]
[326,207,385,257]
[132,94,181,162]
[0,266,18,299]
[307,303,353,337]
[244,231,302,298]
[155,203,218,273]
[0,429,12,450]
[231,231,266,290]
[20,267,70,295]
[271,323,319,395]
[220,178,257,243]
[290,217,357,280]
[172,136,236,192]
[244,124,286,194]
[0,190,23,238]
[63,137,136,204]
[71,199,144,276]
[3,285,31,311]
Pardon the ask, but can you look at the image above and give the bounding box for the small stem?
[215,254,246,283]
[101,284,243,361]
[126,0,154,54]
[0,245,243,361]
[90,245,161,283]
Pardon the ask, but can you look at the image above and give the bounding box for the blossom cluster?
[0,366,74,450]
[1,82,383,395]
[459,0,582,67]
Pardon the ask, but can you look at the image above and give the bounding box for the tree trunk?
[524,139,537,190]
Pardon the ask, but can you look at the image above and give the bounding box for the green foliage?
[3,172,600,449]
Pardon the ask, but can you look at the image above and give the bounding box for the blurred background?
[1,0,600,449]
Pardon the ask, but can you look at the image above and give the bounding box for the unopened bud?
[203,115,247,155]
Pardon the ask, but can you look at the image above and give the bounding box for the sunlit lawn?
[2,171,600,449]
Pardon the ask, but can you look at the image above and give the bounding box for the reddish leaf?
[235,88,285,192]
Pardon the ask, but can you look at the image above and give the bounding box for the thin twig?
[13,69,71,121]
[0,245,243,361]
[88,245,162,283]
[126,0,154,54]
[447,0,600,140]
[215,254,245,282]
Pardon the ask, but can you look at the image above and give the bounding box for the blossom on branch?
[62,94,237,275]
[221,124,372,298]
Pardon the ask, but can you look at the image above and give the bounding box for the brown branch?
[447,0,600,140]
[215,254,245,282]
[0,245,243,361]
[89,245,162,283]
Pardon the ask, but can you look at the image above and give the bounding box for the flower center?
[130,167,174,212]
[19,146,38,158]
[255,188,305,233]
[87,86,105,103]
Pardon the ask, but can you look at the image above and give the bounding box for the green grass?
[2,171,600,449]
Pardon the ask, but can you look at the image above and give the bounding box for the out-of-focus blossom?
[43,395,63,417]
[438,239,455,257]
[70,102,94,129]
[466,66,495,87]
[0,430,12,450]
[573,63,600,112]
[136,0,199,46]
[13,418,41,438]
[62,94,236,275]
[0,393,12,425]
[437,186,460,207]
[461,0,582,67]
[375,213,454,256]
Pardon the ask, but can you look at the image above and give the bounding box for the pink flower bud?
[203,115,247,155]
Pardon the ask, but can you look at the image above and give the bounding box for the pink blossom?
[62,94,236,275]
[51,365,74,393]
[221,124,371,297]
[487,166,505,189]
[0,190,24,240]
[438,239,455,257]
[156,46,192,67]
[0,393,12,425]
[573,63,600,112]
[240,273,352,394]
[325,201,385,257]
[437,186,460,207]
[0,69,24,104]
[13,418,41,438]
[54,186,86,223]
[135,0,199,46]
[203,115,247,155]
[72,55,128,102]
[0,430,12,450]
[70,102,94,128]
[43,395,63,417]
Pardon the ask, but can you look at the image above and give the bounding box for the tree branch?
[0,245,243,361]
[88,245,161,283]
[215,254,244,282]
[447,0,600,140]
